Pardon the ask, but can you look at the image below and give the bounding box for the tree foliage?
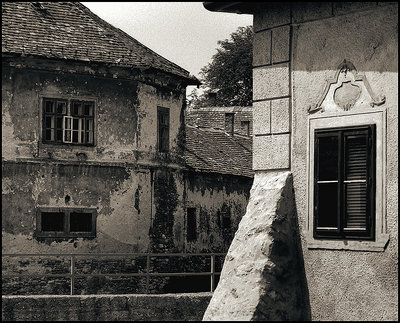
[188,25,253,107]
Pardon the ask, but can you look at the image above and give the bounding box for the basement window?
[157,106,170,152]
[42,98,95,146]
[186,208,197,242]
[36,208,97,238]
[314,125,375,240]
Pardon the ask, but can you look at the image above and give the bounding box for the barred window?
[42,98,94,145]
[314,125,375,240]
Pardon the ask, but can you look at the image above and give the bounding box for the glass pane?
[70,213,92,232]
[72,131,78,143]
[316,183,338,228]
[45,129,53,141]
[72,103,80,116]
[56,117,63,129]
[345,182,367,230]
[345,135,368,180]
[73,118,79,130]
[64,130,71,142]
[41,212,64,232]
[317,135,338,181]
[86,119,93,130]
[56,130,63,141]
[84,104,93,116]
[45,116,53,128]
[45,100,54,113]
[57,102,66,114]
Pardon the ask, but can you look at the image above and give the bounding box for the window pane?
[57,102,66,114]
[345,135,368,180]
[317,135,338,181]
[45,129,53,141]
[73,118,79,130]
[45,100,54,113]
[64,130,71,142]
[45,116,53,128]
[41,212,64,232]
[56,116,63,129]
[187,208,197,242]
[72,130,78,143]
[316,183,338,228]
[70,212,92,232]
[344,182,367,230]
[56,130,63,141]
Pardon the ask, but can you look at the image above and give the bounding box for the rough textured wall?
[185,172,253,253]
[2,62,185,164]
[253,2,398,321]
[2,293,212,321]
[203,172,309,321]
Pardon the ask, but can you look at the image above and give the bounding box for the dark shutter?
[158,107,170,152]
[314,125,375,240]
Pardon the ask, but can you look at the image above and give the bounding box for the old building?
[186,105,253,137]
[2,1,252,295]
[204,2,398,321]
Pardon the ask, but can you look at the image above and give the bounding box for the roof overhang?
[203,2,289,14]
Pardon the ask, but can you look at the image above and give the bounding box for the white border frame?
[307,109,389,251]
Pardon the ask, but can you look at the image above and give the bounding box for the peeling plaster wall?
[252,2,398,321]
[185,172,253,253]
[2,60,253,295]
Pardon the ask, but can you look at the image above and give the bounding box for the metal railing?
[2,253,225,295]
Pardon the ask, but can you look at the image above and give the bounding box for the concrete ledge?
[2,293,212,321]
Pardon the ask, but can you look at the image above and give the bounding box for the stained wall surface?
[252,2,398,321]
[2,59,252,294]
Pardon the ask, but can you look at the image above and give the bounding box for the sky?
[81,2,253,93]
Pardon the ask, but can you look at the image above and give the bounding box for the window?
[42,98,94,145]
[187,207,197,242]
[36,208,97,238]
[225,113,234,135]
[241,120,250,136]
[314,125,375,240]
[157,107,170,152]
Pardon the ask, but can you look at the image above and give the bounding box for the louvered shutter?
[314,125,375,240]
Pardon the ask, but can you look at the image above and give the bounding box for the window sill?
[307,234,389,252]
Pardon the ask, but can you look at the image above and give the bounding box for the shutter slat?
[344,134,368,230]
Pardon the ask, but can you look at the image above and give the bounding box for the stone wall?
[2,293,212,321]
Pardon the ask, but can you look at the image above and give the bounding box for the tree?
[188,25,253,108]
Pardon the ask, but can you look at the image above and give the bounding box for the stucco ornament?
[308,59,386,114]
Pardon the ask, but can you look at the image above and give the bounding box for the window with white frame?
[42,98,94,145]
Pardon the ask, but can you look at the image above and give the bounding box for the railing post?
[70,255,75,296]
[210,254,215,292]
[146,254,150,294]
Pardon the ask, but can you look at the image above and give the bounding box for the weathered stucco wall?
[252,2,398,321]
[2,62,184,164]
[2,59,252,295]
[2,293,212,321]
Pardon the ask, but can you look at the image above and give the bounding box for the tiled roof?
[184,125,253,177]
[1,2,199,84]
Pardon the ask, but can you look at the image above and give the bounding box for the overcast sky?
[81,2,253,82]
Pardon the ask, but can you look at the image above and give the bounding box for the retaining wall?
[2,293,212,321]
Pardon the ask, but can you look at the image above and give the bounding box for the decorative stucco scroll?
[308,59,386,114]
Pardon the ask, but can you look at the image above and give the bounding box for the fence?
[2,253,226,295]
